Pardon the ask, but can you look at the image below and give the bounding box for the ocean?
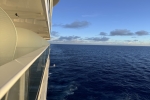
[47,44,150,100]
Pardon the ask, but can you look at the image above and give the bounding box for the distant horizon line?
[50,43,150,47]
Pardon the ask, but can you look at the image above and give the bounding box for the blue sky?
[51,0,150,46]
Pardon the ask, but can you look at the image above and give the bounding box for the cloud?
[86,37,109,41]
[125,40,132,42]
[131,36,136,38]
[53,21,90,29]
[100,29,149,36]
[135,30,149,36]
[51,31,59,37]
[54,36,81,41]
[110,29,133,36]
[52,35,109,43]
[125,40,138,42]
[63,21,90,28]
[99,32,107,36]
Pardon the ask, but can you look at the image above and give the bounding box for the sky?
[50,0,150,46]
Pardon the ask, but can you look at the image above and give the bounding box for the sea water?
[47,44,150,100]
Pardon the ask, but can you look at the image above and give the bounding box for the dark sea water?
[47,44,150,100]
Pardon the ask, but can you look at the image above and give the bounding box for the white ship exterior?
[0,0,59,100]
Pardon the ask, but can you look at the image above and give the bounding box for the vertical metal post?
[19,74,25,100]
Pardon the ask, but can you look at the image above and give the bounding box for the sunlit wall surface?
[0,7,49,66]
[14,27,49,59]
[0,7,17,66]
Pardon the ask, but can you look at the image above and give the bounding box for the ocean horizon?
[47,44,150,100]
[50,43,150,47]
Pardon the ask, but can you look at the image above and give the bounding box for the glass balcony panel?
[27,47,49,100]
[1,47,49,100]
[7,79,20,100]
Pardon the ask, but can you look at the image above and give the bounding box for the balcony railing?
[0,46,50,100]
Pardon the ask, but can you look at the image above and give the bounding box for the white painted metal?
[19,74,25,100]
[0,7,17,66]
[0,46,49,99]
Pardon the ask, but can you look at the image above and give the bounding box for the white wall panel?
[14,27,49,58]
[0,7,17,66]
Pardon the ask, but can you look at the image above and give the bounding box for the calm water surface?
[47,44,150,100]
